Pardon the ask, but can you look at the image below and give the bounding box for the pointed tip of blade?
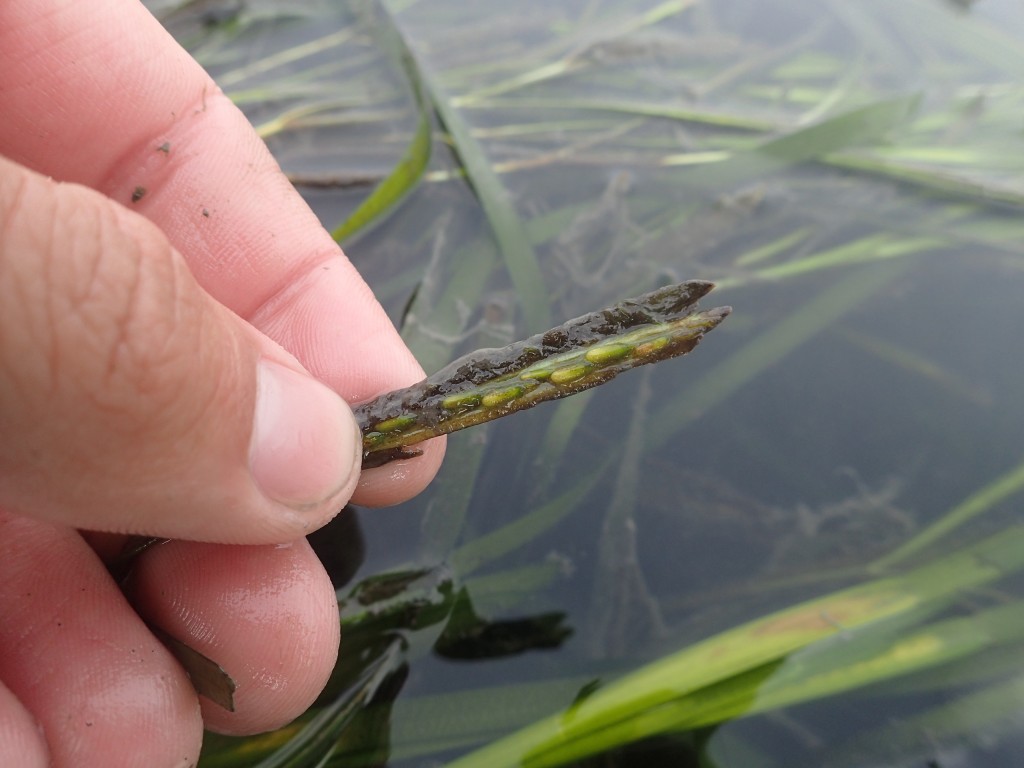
[646,280,717,318]
[702,305,732,330]
[680,279,716,299]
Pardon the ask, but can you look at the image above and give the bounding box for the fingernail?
[250,359,359,509]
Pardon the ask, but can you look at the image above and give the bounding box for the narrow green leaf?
[451,459,610,575]
[451,0,698,107]
[648,260,912,450]
[442,527,1024,768]
[331,8,434,243]
[870,455,1024,572]
[672,94,922,190]
[331,101,432,243]
[375,0,551,328]
[736,233,941,284]
[825,151,1024,208]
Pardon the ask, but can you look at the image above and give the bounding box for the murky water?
[157,1,1024,765]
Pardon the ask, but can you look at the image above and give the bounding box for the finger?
[0,511,202,767]
[0,0,445,505]
[0,156,360,542]
[0,680,49,768]
[126,539,340,735]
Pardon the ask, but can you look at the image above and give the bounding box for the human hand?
[0,1,445,765]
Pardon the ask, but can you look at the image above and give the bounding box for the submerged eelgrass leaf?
[823,150,1024,209]
[649,260,913,450]
[440,526,1024,768]
[400,236,500,559]
[450,0,698,108]
[821,666,1024,768]
[198,641,406,768]
[331,4,434,243]
[367,0,551,328]
[664,94,922,189]
[330,95,432,243]
[450,458,611,576]
[870,453,1024,572]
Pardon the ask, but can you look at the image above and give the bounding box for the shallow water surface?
[155,1,1024,765]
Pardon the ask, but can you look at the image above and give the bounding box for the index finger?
[0,0,444,504]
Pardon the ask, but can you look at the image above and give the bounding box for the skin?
[0,1,445,765]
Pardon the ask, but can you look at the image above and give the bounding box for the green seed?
[634,337,670,357]
[585,342,631,364]
[519,368,552,381]
[482,385,525,408]
[442,392,482,410]
[550,364,589,384]
[374,415,418,433]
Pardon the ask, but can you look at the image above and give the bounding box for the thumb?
[0,156,362,544]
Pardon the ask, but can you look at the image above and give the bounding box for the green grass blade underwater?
[441,527,1024,768]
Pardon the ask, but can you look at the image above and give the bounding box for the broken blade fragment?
[355,280,731,468]
[150,625,237,712]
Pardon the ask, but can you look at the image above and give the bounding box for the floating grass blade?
[354,280,730,468]
[467,96,775,131]
[246,640,406,768]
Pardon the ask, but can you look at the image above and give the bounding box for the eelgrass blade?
[331,6,434,243]
[441,526,1024,768]
[525,390,596,500]
[870,453,1024,572]
[588,369,666,658]
[648,261,909,451]
[331,99,432,243]
[372,0,552,328]
[451,458,611,575]
[401,237,500,377]
[417,434,488,560]
[744,600,1024,724]
[824,150,1024,209]
[821,669,1024,768]
[666,94,922,189]
[354,280,730,467]
[196,639,406,768]
[838,327,993,407]
[450,0,698,107]
[250,640,405,768]
[725,231,940,287]
[461,95,775,132]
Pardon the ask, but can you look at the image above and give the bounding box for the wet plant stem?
[354,280,730,468]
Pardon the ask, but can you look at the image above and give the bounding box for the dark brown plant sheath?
[355,279,730,468]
